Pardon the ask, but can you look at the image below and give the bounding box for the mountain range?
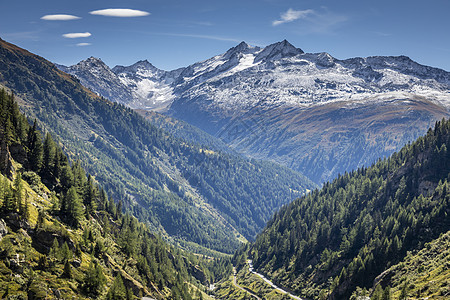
[59,40,450,183]
[0,38,315,255]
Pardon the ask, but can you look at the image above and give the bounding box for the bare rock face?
[32,229,75,254]
[0,139,14,179]
[189,264,208,284]
[4,212,31,232]
[0,219,8,241]
[10,142,27,166]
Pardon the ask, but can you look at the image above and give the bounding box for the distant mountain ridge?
[59,40,450,183]
[59,40,450,112]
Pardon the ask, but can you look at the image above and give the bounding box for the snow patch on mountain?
[112,60,178,109]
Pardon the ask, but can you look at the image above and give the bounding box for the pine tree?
[106,274,127,299]
[82,259,106,297]
[62,186,84,227]
[84,175,98,215]
[60,163,73,192]
[27,120,43,172]
[3,183,15,212]
[36,207,45,229]
[60,242,72,261]
[23,195,30,221]
[42,132,56,180]
[62,259,72,279]
[49,238,60,261]
[14,173,23,215]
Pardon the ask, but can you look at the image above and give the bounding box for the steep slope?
[243,118,450,299]
[135,109,237,155]
[56,57,135,107]
[0,38,316,254]
[370,230,450,299]
[0,90,223,299]
[61,40,450,184]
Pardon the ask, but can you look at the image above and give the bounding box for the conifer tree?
[49,238,60,261]
[60,163,73,192]
[14,173,23,215]
[27,120,43,172]
[60,242,72,261]
[62,186,84,227]
[42,132,56,180]
[3,183,15,212]
[62,259,72,279]
[23,195,30,221]
[82,259,106,297]
[106,274,127,300]
[84,175,98,215]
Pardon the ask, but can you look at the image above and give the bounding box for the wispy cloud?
[272,8,314,26]
[89,8,150,17]
[2,31,41,42]
[190,21,214,27]
[306,10,348,34]
[41,14,81,21]
[63,32,92,38]
[272,7,347,34]
[76,43,92,46]
[373,31,392,37]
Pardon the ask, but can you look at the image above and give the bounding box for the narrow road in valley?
[232,267,261,300]
[247,260,303,300]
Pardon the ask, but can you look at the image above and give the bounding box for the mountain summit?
[254,39,304,62]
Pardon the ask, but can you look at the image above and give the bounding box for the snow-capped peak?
[70,56,115,78]
[76,56,107,68]
[112,59,161,75]
[254,39,304,62]
[224,41,260,58]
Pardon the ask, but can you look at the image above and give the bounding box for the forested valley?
[236,118,450,299]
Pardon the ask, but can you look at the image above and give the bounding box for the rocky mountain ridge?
[60,40,450,112]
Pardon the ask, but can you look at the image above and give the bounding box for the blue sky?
[1,0,450,71]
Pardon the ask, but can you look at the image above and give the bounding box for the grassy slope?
[0,155,219,299]
[0,168,147,298]
[374,230,450,299]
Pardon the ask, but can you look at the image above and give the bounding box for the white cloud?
[89,8,150,17]
[272,8,314,26]
[63,32,92,38]
[76,43,92,46]
[41,14,81,21]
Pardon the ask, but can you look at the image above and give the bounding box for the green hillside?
[0,38,316,254]
[368,230,450,300]
[243,118,450,299]
[0,89,232,299]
